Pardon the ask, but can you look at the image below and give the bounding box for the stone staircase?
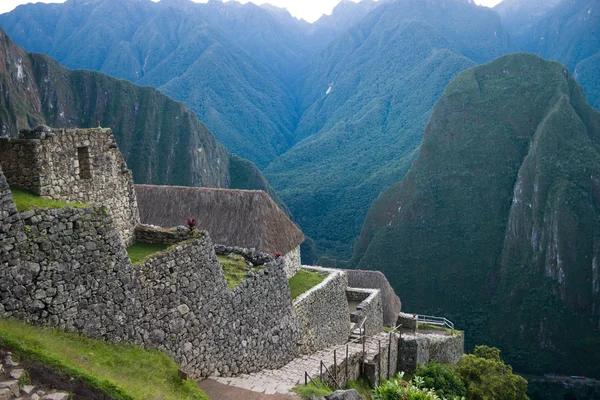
[211,331,395,395]
[0,351,70,400]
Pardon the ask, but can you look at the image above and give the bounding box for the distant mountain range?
[1,0,597,262]
[352,52,600,378]
[0,28,283,207]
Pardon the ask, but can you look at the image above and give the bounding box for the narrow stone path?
[211,332,390,395]
[198,379,300,400]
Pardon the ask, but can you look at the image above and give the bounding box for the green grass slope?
[0,318,208,400]
[0,28,278,199]
[265,0,514,259]
[351,53,600,378]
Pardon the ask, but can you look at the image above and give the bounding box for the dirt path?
[198,379,301,400]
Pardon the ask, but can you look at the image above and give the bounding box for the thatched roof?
[345,270,402,326]
[135,185,304,254]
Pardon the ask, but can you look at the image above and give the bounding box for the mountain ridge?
[352,52,600,377]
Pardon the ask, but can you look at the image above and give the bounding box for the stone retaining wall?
[134,225,192,245]
[0,180,300,377]
[281,246,301,278]
[346,287,383,336]
[398,331,464,372]
[0,127,139,245]
[294,266,351,355]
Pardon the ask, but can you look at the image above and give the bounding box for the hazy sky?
[0,0,504,22]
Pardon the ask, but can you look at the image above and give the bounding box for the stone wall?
[398,332,464,372]
[281,246,301,278]
[346,287,383,337]
[214,244,275,267]
[135,225,192,245]
[294,266,351,355]
[397,312,418,331]
[345,270,402,326]
[0,183,300,377]
[0,126,139,245]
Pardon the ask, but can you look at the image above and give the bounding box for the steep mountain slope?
[265,0,514,259]
[352,53,600,377]
[494,0,563,36]
[0,0,299,168]
[496,0,600,109]
[0,28,282,203]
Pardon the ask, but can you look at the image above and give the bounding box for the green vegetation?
[455,346,528,400]
[352,54,600,378]
[375,347,527,400]
[291,379,334,399]
[414,363,466,399]
[126,243,170,265]
[0,318,208,400]
[292,377,373,400]
[289,269,326,300]
[218,254,257,290]
[10,187,90,213]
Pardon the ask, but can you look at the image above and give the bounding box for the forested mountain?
[265,0,514,259]
[0,0,302,168]
[352,53,600,377]
[496,0,600,109]
[0,28,283,205]
[1,0,598,265]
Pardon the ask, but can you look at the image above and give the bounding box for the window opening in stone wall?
[77,146,92,179]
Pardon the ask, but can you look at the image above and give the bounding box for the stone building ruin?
[0,126,139,245]
[0,124,463,389]
[135,184,304,277]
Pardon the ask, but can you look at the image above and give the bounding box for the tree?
[455,346,529,400]
[415,363,467,399]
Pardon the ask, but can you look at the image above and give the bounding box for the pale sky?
[0,0,503,22]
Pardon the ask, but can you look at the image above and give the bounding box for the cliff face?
[0,28,279,199]
[352,53,600,377]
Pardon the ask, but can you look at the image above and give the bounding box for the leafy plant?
[186,217,197,233]
[455,346,529,400]
[414,363,466,399]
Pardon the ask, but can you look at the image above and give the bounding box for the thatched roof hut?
[345,270,402,327]
[135,185,304,255]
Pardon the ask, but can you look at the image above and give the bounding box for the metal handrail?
[320,360,341,389]
[418,314,455,332]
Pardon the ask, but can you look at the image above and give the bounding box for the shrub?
[415,363,466,399]
[455,346,529,400]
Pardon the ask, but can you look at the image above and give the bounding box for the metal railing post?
[378,339,381,385]
[362,326,365,375]
[345,344,349,382]
[320,362,323,382]
[388,331,392,379]
[334,349,337,383]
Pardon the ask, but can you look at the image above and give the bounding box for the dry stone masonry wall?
[0,126,139,245]
[0,176,300,377]
[398,331,464,372]
[134,225,192,245]
[281,246,301,278]
[346,287,383,336]
[294,266,351,355]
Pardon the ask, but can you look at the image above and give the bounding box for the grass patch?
[218,254,252,290]
[418,323,460,335]
[0,318,208,400]
[289,269,327,300]
[291,379,333,399]
[10,187,91,213]
[347,376,373,400]
[126,243,170,265]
